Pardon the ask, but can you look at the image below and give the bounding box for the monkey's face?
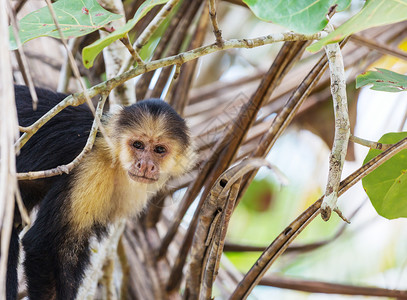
[125,134,170,184]
[110,99,194,187]
[116,122,186,187]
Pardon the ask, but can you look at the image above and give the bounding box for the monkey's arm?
[22,176,107,300]
[16,85,94,174]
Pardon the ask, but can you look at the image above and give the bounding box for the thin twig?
[16,93,109,180]
[120,34,145,66]
[350,135,394,150]
[16,31,327,153]
[18,126,30,133]
[209,0,224,45]
[43,0,117,154]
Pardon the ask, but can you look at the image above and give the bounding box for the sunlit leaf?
[82,0,168,69]
[242,0,351,34]
[356,68,407,93]
[9,0,122,50]
[308,0,407,52]
[362,132,407,220]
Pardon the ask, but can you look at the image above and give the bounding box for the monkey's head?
[108,99,194,188]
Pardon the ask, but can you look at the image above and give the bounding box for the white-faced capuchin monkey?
[8,85,194,300]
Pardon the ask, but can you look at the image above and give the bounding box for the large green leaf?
[242,0,351,34]
[356,68,407,93]
[9,0,122,50]
[82,0,168,69]
[362,132,407,220]
[308,0,407,52]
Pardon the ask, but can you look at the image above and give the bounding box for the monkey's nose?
[135,160,158,178]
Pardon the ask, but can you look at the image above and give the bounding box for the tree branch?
[321,31,350,221]
[120,34,144,66]
[16,31,327,160]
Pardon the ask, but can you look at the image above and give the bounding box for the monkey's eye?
[133,141,144,150]
[154,145,167,154]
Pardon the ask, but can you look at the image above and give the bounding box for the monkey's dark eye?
[154,145,167,154]
[133,141,144,150]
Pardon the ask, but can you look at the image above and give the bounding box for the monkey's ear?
[109,104,123,115]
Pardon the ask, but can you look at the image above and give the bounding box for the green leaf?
[82,0,168,69]
[9,0,122,50]
[362,132,407,220]
[242,0,351,34]
[308,0,407,52]
[356,68,407,93]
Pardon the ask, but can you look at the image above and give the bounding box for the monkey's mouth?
[128,171,158,184]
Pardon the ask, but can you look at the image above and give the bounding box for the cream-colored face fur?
[113,113,193,186]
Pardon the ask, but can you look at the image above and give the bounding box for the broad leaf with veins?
[356,68,407,93]
[242,0,351,34]
[9,0,122,50]
[362,132,407,220]
[308,0,407,52]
